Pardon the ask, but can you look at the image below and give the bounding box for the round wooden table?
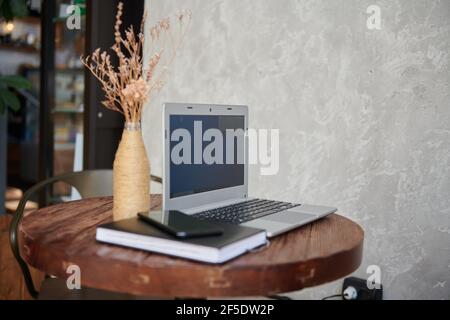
[19,195,364,298]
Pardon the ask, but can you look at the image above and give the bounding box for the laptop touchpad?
[262,210,316,224]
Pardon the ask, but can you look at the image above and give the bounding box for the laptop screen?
[169,114,245,199]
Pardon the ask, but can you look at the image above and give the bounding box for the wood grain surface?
[19,195,364,297]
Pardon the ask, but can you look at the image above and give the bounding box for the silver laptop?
[162,103,336,237]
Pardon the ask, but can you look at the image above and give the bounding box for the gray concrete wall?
[142,0,450,299]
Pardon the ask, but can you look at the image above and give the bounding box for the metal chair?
[9,170,162,298]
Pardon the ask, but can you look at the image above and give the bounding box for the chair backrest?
[62,170,113,198]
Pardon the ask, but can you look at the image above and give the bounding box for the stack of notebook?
[96,217,267,263]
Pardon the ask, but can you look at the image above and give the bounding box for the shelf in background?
[54,142,75,151]
[0,43,39,54]
[55,68,84,74]
[15,16,41,25]
[52,108,84,114]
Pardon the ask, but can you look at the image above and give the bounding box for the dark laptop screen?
[169,114,245,199]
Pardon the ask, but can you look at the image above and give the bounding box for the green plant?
[0,75,32,114]
[0,0,32,115]
[0,0,29,21]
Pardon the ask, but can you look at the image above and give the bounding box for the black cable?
[321,294,342,300]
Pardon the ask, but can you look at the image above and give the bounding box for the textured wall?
[142,0,450,299]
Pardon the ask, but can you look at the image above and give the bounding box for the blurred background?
[0,0,145,299]
[0,0,145,211]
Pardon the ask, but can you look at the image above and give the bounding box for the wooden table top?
[19,195,364,298]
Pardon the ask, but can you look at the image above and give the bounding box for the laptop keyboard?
[192,199,300,224]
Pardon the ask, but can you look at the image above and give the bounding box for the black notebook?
[96,217,267,263]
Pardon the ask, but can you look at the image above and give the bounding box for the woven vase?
[113,122,150,221]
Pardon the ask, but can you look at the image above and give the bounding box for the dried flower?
[146,51,162,81]
[160,18,170,30]
[81,2,191,123]
[122,78,149,103]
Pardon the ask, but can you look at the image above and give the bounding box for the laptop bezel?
[162,103,249,211]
